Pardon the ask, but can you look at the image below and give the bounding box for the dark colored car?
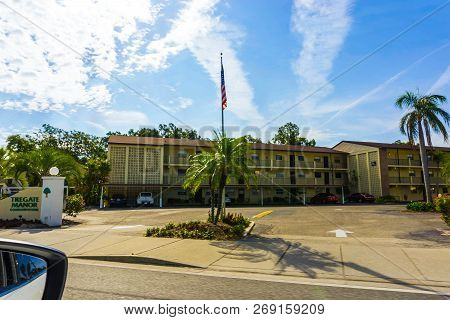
[109,194,127,207]
[310,193,338,204]
[347,193,375,203]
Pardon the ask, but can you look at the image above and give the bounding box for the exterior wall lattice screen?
[110,146,126,184]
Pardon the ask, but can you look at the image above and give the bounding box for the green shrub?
[64,194,85,216]
[406,201,435,212]
[220,212,250,227]
[434,196,450,226]
[375,195,397,204]
[146,217,249,240]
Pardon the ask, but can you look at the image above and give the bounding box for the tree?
[127,128,161,137]
[211,133,256,223]
[182,152,219,221]
[243,135,262,144]
[272,122,316,146]
[395,91,449,202]
[75,157,110,205]
[6,135,35,153]
[158,123,201,139]
[14,148,81,186]
[0,148,13,183]
[183,133,256,224]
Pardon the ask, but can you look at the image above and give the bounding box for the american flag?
[221,58,227,110]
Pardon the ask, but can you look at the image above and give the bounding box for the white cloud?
[176,97,193,109]
[102,110,150,127]
[0,0,161,112]
[428,65,450,93]
[126,0,264,124]
[291,0,352,112]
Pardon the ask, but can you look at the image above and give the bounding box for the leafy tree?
[75,158,110,205]
[13,148,81,186]
[243,135,262,144]
[158,123,201,139]
[127,128,161,137]
[272,122,316,146]
[6,135,36,153]
[395,91,449,202]
[393,140,408,145]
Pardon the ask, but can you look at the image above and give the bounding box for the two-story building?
[333,141,450,201]
[107,136,348,206]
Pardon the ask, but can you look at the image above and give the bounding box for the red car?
[310,193,338,204]
[347,193,375,203]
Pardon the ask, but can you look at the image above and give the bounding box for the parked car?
[109,194,127,207]
[136,192,154,206]
[347,193,375,203]
[310,192,338,204]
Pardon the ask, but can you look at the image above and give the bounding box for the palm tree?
[212,133,256,223]
[14,148,81,186]
[0,148,13,183]
[183,133,256,224]
[395,91,449,202]
[183,152,219,222]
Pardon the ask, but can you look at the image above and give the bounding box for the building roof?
[108,135,346,154]
[334,140,450,152]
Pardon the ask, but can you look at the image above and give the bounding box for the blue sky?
[0,0,449,147]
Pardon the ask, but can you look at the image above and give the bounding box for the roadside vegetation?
[146,212,251,240]
[406,196,450,227]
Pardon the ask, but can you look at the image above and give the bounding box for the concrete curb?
[243,221,255,237]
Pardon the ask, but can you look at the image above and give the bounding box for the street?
[64,260,446,300]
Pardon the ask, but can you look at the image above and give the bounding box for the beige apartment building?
[107,136,348,206]
[333,141,450,201]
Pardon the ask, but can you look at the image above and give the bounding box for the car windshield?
[140,193,152,197]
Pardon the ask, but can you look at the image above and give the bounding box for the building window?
[428,171,434,176]
[315,172,322,178]
[298,155,304,161]
[443,187,448,193]
[177,151,188,158]
[275,155,283,161]
[298,172,305,178]
[178,169,186,176]
[275,172,284,178]
[177,191,187,196]
[370,161,377,166]
[275,188,284,195]
[314,157,321,162]
[335,173,342,178]
[334,159,341,163]
[250,154,259,160]
[409,171,415,177]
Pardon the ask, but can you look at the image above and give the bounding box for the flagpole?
[221,52,224,136]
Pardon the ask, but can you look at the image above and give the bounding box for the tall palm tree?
[183,152,219,222]
[14,147,81,186]
[395,91,449,202]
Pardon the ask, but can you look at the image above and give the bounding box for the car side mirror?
[0,239,68,300]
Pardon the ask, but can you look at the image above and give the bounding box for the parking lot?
[74,204,448,246]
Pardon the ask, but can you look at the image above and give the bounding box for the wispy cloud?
[291,0,352,112]
[428,65,450,93]
[128,0,263,124]
[0,0,161,112]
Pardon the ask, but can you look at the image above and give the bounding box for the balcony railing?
[387,158,423,166]
[164,156,190,165]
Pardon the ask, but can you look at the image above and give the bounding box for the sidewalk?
[1,226,450,293]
